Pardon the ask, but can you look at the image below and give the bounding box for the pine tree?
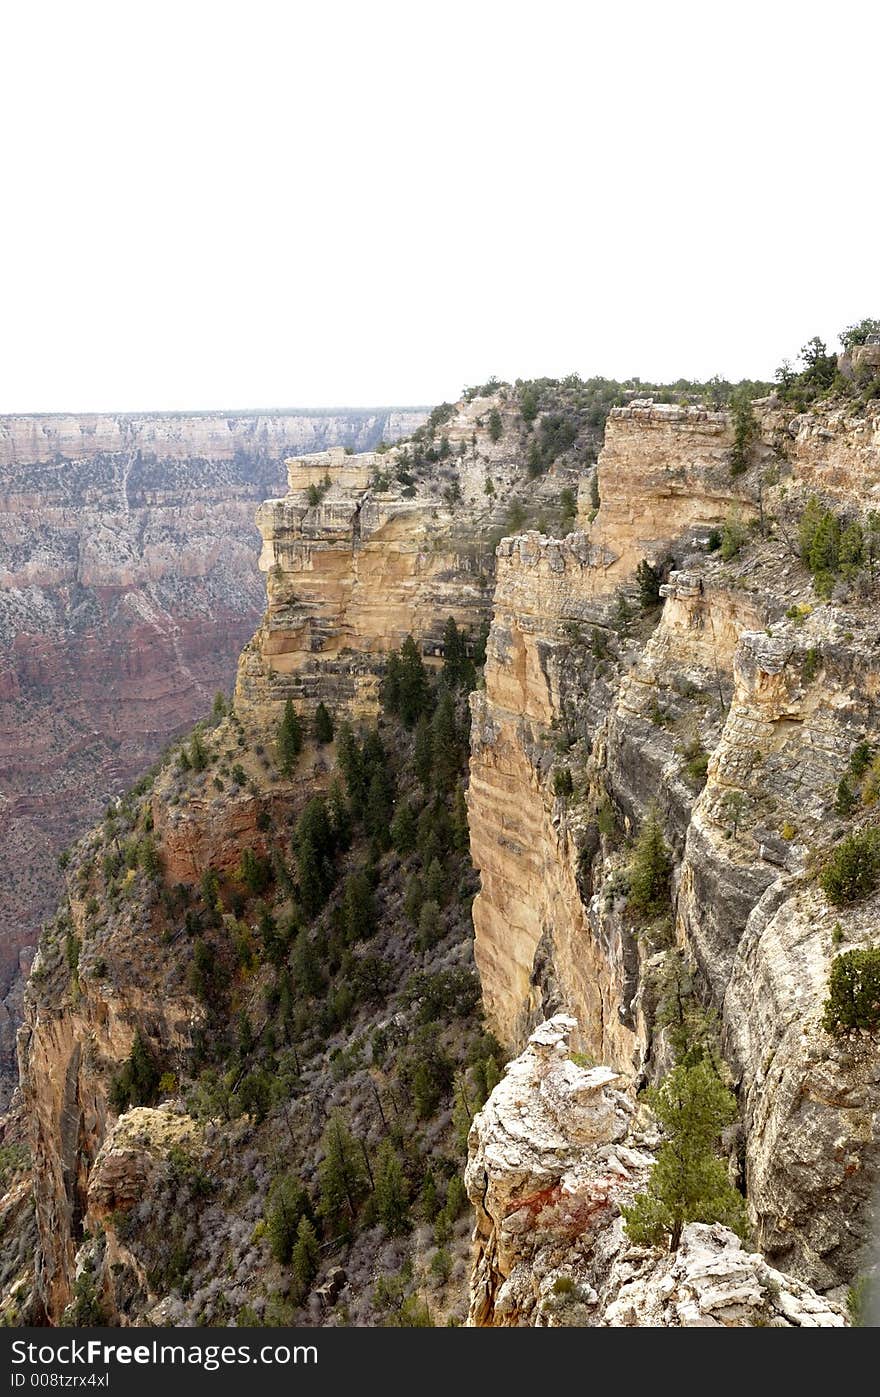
[397,636,431,726]
[266,1176,312,1264]
[442,617,466,688]
[336,722,367,812]
[277,700,303,776]
[211,691,227,722]
[621,1060,746,1251]
[342,870,377,944]
[318,1114,368,1226]
[314,701,334,744]
[416,900,442,951]
[374,1140,411,1235]
[424,857,446,907]
[328,779,352,851]
[291,1215,320,1298]
[413,714,433,788]
[292,929,323,996]
[629,810,671,915]
[403,874,423,925]
[380,652,403,716]
[365,771,393,849]
[190,731,208,772]
[432,690,459,791]
[390,800,417,854]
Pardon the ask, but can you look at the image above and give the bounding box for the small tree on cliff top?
[622,1059,746,1252]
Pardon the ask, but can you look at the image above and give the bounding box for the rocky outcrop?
[467,396,880,1293]
[0,408,422,1108]
[465,1017,847,1327]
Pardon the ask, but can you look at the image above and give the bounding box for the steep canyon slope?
[0,408,424,1106]
[3,377,879,1327]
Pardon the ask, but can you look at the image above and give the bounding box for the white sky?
[2,0,877,414]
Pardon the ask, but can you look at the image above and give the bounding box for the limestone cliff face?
[465,1017,846,1327]
[467,395,880,1293]
[469,405,755,1058]
[0,408,422,1108]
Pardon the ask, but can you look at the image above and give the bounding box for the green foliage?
[109,1029,162,1114]
[189,731,208,773]
[291,1215,320,1300]
[720,513,746,561]
[314,701,334,744]
[636,559,661,610]
[822,947,880,1036]
[553,766,574,798]
[840,318,880,351]
[441,617,474,689]
[318,1113,369,1227]
[374,1140,411,1235]
[527,413,578,476]
[211,691,227,722]
[730,391,758,476]
[621,1060,746,1251]
[277,700,303,775]
[265,1176,313,1264]
[238,847,271,897]
[487,407,503,442]
[382,637,431,726]
[798,497,864,596]
[342,870,377,944]
[802,647,821,684]
[628,811,672,916]
[819,828,880,905]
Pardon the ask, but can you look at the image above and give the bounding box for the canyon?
[0,408,425,1107]
[1,374,879,1328]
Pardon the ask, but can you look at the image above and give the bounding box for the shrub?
[822,948,880,1036]
[819,829,880,905]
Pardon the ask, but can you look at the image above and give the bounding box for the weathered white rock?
[466,1018,848,1327]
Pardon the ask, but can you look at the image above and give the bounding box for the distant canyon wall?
[0,408,425,1107]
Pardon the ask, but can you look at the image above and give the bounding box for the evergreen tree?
[822,947,880,1036]
[238,847,271,897]
[374,1140,411,1235]
[416,899,442,951]
[390,800,418,854]
[328,779,353,851]
[342,870,377,944]
[318,1114,368,1226]
[397,636,431,725]
[432,690,459,791]
[178,745,192,772]
[190,731,208,772]
[403,873,423,925]
[314,701,334,744]
[472,619,490,669]
[487,408,503,443]
[380,652,403,716]
[636,559,662,610]
[277,700,303,776]
[629,810,672,915]
[413,714,433,788]
[336,722,367,812]
[211,691,227,722]
[424,857,447,907]
[442,617,466,688]
[266,1176,312,1264]
[292,929,324,996]
[621,1060,746,1251]
[365,771,393,850]
[291,1215,320,1298]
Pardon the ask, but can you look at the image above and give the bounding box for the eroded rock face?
[467,398,880,1292]
[0,408,423,1108]
[465,1017,847,1327]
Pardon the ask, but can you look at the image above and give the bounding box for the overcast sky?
[2,0,877,414]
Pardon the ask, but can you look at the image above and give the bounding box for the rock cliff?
[465,1016,847,1326]
[0,408,424,1107]
[467,394,880,1291]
